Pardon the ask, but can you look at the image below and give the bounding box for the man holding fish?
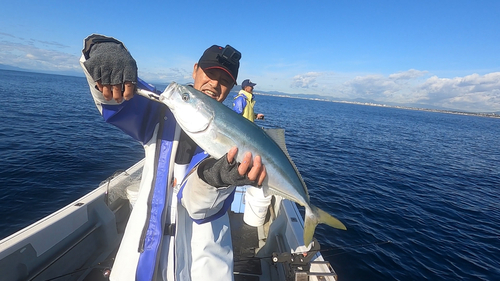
[80,34,266,281]
[80,34,346,281]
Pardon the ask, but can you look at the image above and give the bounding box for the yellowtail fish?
[153,82,346,246]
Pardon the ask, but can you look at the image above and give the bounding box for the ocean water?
[1,69,499,280]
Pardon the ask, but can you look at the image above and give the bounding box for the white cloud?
[0,40,80,72]
[414,73,500,112]
[340,70,500,112]
[345,74,401,98]
[388,69,428,80]
[284,69,500,112]
[139,67,193,84]
[290,72,321,88]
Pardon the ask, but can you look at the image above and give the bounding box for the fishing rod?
[234,239,393,263]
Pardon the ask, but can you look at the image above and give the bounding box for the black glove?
[198,154,256,188]
[83,42,137,86]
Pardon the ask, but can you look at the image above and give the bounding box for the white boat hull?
[0,160,338,281]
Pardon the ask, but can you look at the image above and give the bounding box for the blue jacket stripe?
[176,148,208,203]
[136,112,176,281]
[101,95,163,145]
[177,149,236,224]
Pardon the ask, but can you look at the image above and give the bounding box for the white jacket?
[80,34,235,281]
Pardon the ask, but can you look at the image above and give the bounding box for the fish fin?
[263,128,310,198]
[263,128,287,152]
[304,205,347,246]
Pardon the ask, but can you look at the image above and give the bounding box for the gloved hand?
[198,154,257,188]
[83,42,137,87]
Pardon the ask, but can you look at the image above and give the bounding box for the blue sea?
[1,69,499,281]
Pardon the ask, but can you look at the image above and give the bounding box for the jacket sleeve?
[180,167,236,224]
[232,95,246,115]
[79,34,164,144]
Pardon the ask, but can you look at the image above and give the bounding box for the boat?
[0,157,339,280]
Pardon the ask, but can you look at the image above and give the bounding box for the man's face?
[244,85,254,93]
[192,64,234,102]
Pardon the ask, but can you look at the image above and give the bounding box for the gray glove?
[198,154,256,188]
[83,42,137,85]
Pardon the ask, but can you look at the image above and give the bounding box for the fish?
[154,82,346,246]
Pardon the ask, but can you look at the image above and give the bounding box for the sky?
[1,0,499,113]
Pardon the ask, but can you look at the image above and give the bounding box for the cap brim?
[200,64,237,85]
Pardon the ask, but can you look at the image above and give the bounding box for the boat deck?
[231,212,262,281]
[229,186,338,281]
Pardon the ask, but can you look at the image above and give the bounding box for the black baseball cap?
[198,45,240,85]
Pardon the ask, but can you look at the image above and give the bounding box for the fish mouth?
[160,82,178,101]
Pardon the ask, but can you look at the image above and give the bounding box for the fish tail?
[303,205,347,246]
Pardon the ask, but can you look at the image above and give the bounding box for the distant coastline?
[1,67,498,118]
[255,92,500,119]
[0,64,83,78]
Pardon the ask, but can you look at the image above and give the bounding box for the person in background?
[80,34,267,281]
[232,79,265,122]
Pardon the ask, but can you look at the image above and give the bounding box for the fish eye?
[181,93,190,101]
